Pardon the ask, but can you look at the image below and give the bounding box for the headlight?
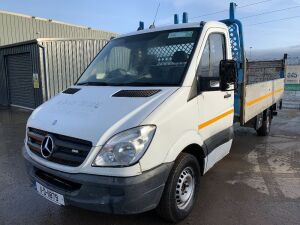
[92,125,156,167]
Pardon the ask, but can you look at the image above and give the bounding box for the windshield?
[76,28,200,86]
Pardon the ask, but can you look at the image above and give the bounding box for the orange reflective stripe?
[198,108,234,130]
[246,88,284,107]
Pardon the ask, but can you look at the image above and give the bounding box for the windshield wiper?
[76,81,109,86]
[76,81,168,86]
[119,82,160,86]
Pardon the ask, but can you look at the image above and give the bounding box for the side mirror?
[219,59,237,91]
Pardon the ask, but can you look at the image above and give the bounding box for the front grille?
[27,127,92,167]
[35,168,81,192]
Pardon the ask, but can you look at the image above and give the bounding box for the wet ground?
[0,107,299,225]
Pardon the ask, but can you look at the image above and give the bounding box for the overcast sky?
[1,0,300,54]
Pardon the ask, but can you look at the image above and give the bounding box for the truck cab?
[23,3,284,222]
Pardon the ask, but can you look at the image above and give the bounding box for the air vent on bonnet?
[62,88,81,94]
[112,89,161,97]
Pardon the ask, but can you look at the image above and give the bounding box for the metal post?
[174,14,179,24]
[182,12,188,23]
[137,21,144,31]
[229,2,237,21]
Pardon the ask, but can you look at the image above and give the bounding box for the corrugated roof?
[0,10,115,33]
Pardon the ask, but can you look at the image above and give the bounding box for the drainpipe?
[38,43,50,101]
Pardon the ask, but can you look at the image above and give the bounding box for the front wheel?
[156,153,200,222]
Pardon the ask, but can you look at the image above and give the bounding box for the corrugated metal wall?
[39,39,108,99]
[0,42,43,107]
[0,38,108,107]
[0,10,116,108]
[0,10,117,46]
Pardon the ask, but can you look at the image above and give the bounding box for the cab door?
[196,30,234,170]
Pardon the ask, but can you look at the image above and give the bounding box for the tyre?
[156,153,200,222]
[256,110,271,136]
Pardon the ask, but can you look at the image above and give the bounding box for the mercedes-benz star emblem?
[41,135,55,159]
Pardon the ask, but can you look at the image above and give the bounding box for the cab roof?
[117,21,227,39]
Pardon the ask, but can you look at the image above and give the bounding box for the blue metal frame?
[220,2,246,117]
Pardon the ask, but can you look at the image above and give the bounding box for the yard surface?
[0,107,299,225]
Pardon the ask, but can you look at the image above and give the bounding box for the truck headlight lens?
[92,125,156,167]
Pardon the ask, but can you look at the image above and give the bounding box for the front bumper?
[23,148,173,214]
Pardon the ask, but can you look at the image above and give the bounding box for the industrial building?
[0,38,108,109]
[0,10,116,46]
[0,10,117,109]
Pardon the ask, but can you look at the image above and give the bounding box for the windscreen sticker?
[96,73,106,79]
[168,31,193,38]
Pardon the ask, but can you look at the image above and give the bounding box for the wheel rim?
[175,167,195,210]
[266,115,270,132]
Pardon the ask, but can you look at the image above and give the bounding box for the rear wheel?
[156,153,200,222]
[257,109,271,136]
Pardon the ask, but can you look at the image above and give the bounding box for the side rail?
[246,59,285,84]
[243,78,284,123]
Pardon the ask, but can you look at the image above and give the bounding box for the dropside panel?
[243,78,284,123]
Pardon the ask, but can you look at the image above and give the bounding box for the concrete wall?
[283,91,300,109]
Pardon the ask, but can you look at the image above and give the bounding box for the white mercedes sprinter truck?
[23,3,284,222]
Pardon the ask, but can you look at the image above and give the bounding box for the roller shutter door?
[6,53,35,109]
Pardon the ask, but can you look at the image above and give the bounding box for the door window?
[197,33,226,91]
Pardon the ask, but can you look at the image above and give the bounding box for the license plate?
[36,182,65,205]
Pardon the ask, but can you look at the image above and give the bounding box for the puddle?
[227,138,300,199]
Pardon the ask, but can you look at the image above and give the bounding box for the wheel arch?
[182,144,206,175]
[164,130,207,176]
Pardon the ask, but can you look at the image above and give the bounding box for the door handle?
[224,93,231,98]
